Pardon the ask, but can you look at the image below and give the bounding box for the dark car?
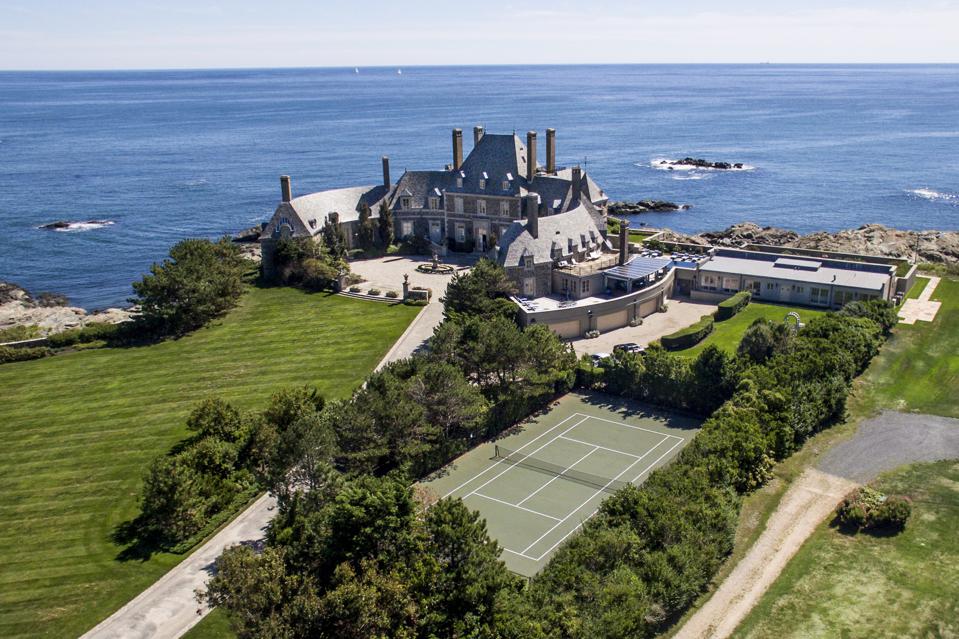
[613,342,645,354]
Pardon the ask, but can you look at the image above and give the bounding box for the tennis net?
[493,445,631,493]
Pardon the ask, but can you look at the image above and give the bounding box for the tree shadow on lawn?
[111,516,170,562]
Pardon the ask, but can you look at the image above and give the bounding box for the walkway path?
[898,275,941,324]
[674,410,959,639]
[82,269,459,639]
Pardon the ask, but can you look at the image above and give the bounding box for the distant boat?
[354,67,359,74]
[397,68,402,75]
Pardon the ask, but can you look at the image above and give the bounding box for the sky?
[1,0,957,70]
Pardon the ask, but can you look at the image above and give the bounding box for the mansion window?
[477,199,487,215]
[401,197,413,209]
[454,197,464,214]
[428,196,440,209]
[500,200,510,216]
[400,221,413,238]
[455,223,465,242]
[524,255,534,271]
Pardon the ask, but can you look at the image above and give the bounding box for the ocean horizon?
[1,64,957,308]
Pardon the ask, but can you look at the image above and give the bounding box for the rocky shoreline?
[659,222,959,264]
[610,200,691,215]
[657,157,746,170]
[0,282,133,339]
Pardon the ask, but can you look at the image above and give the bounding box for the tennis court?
[422,392,700,576]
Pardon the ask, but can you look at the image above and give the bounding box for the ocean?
[1,65,957,309]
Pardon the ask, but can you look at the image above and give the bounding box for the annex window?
[766,282,776,290]
[581,279,590,293]
[477,199,487,215]
[454,197,464,214]
[428,196,440,209]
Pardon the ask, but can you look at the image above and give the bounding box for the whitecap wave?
[39,219,116,232]
[907,188,957,204]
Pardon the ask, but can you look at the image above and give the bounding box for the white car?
[591,352,611,365]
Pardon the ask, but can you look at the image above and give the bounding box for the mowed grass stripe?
[0,287,420,639]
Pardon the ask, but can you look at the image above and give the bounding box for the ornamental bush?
[661,314,714,350]
[716,290,751,320]
[0,345,51,364]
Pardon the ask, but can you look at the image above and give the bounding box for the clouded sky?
[2,0,957,70]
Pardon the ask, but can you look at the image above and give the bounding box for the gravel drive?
[817,410,959,482]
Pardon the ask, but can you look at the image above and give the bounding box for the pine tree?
[356,203,376,249]
[322,212,347,259]
[377,201,394,248]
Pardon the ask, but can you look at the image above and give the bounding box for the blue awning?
[603,257,672,281]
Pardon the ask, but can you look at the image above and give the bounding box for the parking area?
[570,296,717,356]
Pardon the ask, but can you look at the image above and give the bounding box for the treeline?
[188,258,898,639]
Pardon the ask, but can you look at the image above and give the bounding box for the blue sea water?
[1,65,957,309]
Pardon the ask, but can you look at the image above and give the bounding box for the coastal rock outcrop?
[0,281,133,339]
[658,158,746,170]
[38,219,115,231]
[610,200,691,215]
[660,223,959,264]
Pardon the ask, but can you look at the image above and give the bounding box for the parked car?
[591,352,612,365]
[614,342,645,354]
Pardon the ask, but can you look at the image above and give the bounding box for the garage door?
[548,319,581,340]
[597,309,629,332]
[639,298,658,318]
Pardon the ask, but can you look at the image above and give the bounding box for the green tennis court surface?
[421,392,701,576]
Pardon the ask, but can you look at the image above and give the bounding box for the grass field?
[679,301,827,358]
[733,460,959,639]
[0,287,420,639]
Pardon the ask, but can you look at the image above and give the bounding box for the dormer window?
[502,180,509,190]
[456,177,463,188]
[308,219,317,229]
[402,197,412,209]
[479,172,488,190]
[428,196,440,209]
[524,255,534,271]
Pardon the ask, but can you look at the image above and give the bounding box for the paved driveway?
[570,297,717,356]
[348,254,476,295]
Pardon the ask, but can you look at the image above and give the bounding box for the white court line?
[516,445,599,507]
[574,412,686,441]
[558,435,643,459]
[530,436,687,561]
[470,492,563,522]
[458,416,590,500]
[500,547,540,561]
[442,413,584,498]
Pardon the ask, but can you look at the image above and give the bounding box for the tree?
[130,237,247,336]
[441,258,517,322]
[322,212,347,259]
[377,201,394,248]
[187,397,246,443]
[356,203,376,250]
[737,318,792,365]
[840,298,898,335]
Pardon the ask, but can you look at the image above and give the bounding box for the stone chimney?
[619,218,629,265]
[525,193,539,239]
[280,175,292,203]
[381,156,391,189]
[473,125,484,145]
[546,128,556,174]
[526,131,537,180]
[452,128,463,171]
[571,165,582,201]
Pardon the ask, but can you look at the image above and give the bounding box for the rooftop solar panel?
[602,257,672,280]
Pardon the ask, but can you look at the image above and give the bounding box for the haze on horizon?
[1,0,958,70]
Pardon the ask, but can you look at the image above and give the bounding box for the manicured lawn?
[733,461,959,639]
[0,288,420,639]
[903,275,929,301]
[858,277,959,418]
[679,302,827,358]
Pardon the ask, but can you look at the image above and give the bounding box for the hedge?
[661,314,714,350]
[716,290,751,320]
[0,345,52,364]
[46,321,121,348]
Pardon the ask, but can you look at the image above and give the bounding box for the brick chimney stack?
[452,128,463,171]
[526,131,537,181]
[280,175,292,203]
[546,128,556,174]
[473,125,484,145]
[525,193,539,239]
[619,218,629,265]
[571,165,582,201]
[381,156,391,189]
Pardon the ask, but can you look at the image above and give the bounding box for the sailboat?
[397,68,402,75]
[354,67,359,74]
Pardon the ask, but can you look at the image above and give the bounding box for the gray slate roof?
[392,170,454,208]
[262,184,391,238]
[498,203,607,267]
[455,133,528,196]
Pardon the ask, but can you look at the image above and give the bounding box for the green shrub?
[47,322,121,348]
[385,290,399,299]
[0,345,52,364]
[0,324,41,343]
[367,289,381,296]
[349,286,361,293]
[661,314,714,350]
[836,486,910,532]
[873,495,912,530]
[716,290,751,320]
[404,299,428,307]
